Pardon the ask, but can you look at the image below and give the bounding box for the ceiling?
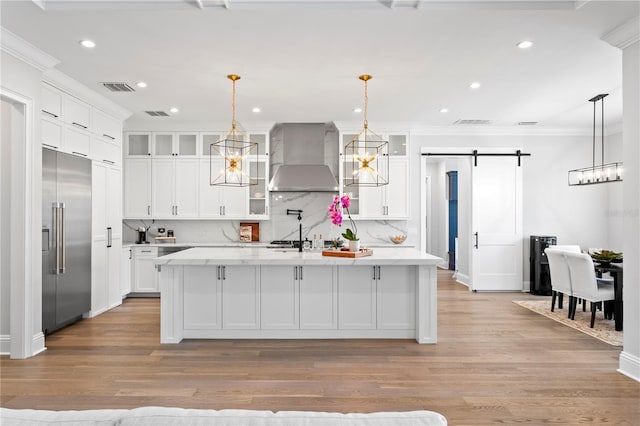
[1,0,638,132]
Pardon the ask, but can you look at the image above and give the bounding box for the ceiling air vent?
[453,119,493,125]
[101,82,135,92]
[145,110,170,117]
[518,121,539,126]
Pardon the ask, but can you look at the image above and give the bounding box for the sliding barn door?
[471,156,523,291]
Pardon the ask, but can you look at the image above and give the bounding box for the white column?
[604,17,640,382]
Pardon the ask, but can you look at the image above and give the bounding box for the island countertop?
[154,246,442,267]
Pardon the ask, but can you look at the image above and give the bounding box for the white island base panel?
[156,247,440,344]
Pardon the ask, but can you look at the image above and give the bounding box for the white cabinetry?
[91,162,123,316]
[152,159,199,218]
[376,266,416,329]
[93,109,121,143]
[42,117,63,151]
[64,96,91,130]
[221,266,260,329]
[337,266,377,329]
[132,246,159,293]
[121,246,132,297]
[123,130,268,219]
[340,132,409,219]
[65,125,90,158]
[123,158,152,218]
[298,266,337,329]
[199,159,248,218]
[153,132,198,157]
[261,266,300,329]
[42,84,63,119]
[184,266,222,330]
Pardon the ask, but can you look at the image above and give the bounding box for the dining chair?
[545,245,580,317]
[564,251,615,328]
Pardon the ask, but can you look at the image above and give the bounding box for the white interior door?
[471,156,523,291]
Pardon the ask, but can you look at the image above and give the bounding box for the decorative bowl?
[389,234,407,245]
[590,249,622,264]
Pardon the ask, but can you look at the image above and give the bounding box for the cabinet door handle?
[103,134,115,140]
[223,206,226,216]
[42,143,58,149]
[372,266,376,280]
[43,110,58,118]
[217,266,220,280]
[71,151,87,157]
[222,266,226,280]
[377,266,381,280]
[107,227,112,248]
[72,122,88,129]
[147,205,151,216]
[474,232,479,249]
[294,266,297,281]
[102,159,115,165]
[175,205,178,216]
[128,249,132,259]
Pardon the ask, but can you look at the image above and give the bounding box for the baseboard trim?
[456,272,470,287]
[32,332,46,357]
[618,351,640,382]
[0,334,10,355]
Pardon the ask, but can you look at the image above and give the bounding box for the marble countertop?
[124,242,415,249]
[154,247,441,266]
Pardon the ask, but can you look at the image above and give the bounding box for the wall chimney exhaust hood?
[268,123,340,192]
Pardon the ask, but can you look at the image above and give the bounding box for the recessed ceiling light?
[353,107,362,113]
[469,82,481,89]
[252,107,261,113]
[439,108,449,113]
[79,39,96,48]
[517,40,534,49]
[169,107,179,113]
[136,81,147,88]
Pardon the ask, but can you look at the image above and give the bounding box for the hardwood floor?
[2,270,638,425]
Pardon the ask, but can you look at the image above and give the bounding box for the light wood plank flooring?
[2,270,638,425]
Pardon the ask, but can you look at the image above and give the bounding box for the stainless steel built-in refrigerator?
[42,148,92,334]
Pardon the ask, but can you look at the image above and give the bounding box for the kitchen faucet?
[287,209,303,252]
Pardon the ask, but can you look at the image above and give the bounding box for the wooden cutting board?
[321,249,373,258]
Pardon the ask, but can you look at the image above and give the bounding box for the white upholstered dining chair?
[564,251,615,328]
[544,245,581,317]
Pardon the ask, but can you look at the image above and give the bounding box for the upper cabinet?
[42,84,63,119]
[125,132,151,157]
[123,129,270,220]
[152,132,198,157]
[340,131,410,219]
[41,83,123,165]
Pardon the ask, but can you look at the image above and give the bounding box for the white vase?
[348,240,360,252]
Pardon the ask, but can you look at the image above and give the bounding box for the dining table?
[595,263,623,331]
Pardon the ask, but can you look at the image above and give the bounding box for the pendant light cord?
[363,77,368,130]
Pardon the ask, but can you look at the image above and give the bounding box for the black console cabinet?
[530,235,557,295]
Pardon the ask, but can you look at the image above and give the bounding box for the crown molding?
[42,68,132,121]
[0,27,59,72]
[602,16,640,50]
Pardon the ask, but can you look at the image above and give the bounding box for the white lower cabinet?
[261,265,337,330]
[132,246,159,293]
[299,266,337,329]
[337,266,377,329]
[184,266,222,330]
[121,247,131,297]
[376,266,416,329]
[221,266,260,329]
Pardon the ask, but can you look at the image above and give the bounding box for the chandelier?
[210,74,257,187]
[344,75,389,187]
[568,93,622,186]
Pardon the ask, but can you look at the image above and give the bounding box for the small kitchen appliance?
[136,227,148,244]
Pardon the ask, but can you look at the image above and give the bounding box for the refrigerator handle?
[53,203,60,275]
[107,227,112,248]
[60,203,66,274]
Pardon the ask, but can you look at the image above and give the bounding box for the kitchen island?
[154,247,441,344]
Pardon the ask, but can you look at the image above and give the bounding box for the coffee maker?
[136,227,148,244]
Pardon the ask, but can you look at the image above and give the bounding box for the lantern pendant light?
[568,94,622,186]
[344,74,389,187]
[210,74,257,187]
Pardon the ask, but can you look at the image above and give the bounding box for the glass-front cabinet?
[339,131,409,220]
[125,132,151,157]
[152,132,198,157]
[248,132,269,218]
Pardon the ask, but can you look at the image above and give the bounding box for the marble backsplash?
[123,192,411,246]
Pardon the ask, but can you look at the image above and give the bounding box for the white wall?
[606,131,624,251]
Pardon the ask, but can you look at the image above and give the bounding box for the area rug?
[513,299,622,346]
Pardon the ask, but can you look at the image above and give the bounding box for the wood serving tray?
[321,249,373,258]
